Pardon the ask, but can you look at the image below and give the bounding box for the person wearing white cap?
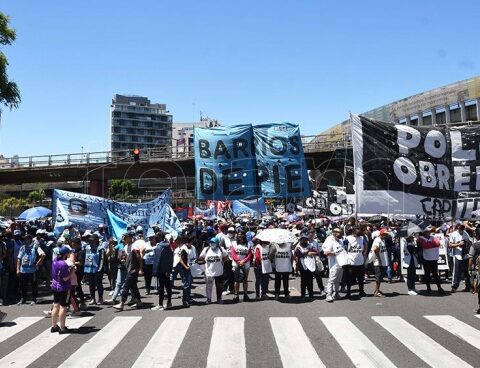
[220,227,236,296]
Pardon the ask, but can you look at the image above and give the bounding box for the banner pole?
[350,112,359,224]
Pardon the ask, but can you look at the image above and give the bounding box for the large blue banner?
[253,123,311,198]
[194,125,259,200]
[52,189,170,232]
[231,198,267,217]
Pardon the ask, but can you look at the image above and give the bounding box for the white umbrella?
[255,228,297,243]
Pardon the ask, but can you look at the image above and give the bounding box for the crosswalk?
[0,314,479,367]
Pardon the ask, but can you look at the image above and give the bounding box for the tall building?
[110,94,173,158]
[171,118,220,157]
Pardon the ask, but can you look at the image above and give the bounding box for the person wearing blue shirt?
[83,233,105,305]
[16,234,45,304]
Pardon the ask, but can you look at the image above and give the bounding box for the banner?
[253,123,311,198]
[53,198,70,236]
[352,114,480,219]
[194,123,311,200]
[52,189,170,231]
[231,198,267,217]
[194,125,259,200]
[194,203,217,219]
[305,189,354,217]
[107,209,128,242]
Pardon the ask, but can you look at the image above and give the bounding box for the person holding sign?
[371,229,390,297]
[295,235,317,300]
[322,228,347,302]
[344,227,367,298]
[417,226,445,295]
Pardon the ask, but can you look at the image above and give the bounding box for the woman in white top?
[199,236,228,304]
[270,242,293,299]
[253,240,272,300]
[231,230,253,302]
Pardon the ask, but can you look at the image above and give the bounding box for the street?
[0,274,479,367]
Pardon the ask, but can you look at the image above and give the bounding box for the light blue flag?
[53,198,70,236]
[107,209,128,242]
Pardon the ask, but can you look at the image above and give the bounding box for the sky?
[0,0,479,157]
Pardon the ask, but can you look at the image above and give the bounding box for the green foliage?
[27,188,45,204]
[0,11,21,111]
[0,197,28,216]
[107,179,138,201]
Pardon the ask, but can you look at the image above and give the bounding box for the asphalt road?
[1,273,479,368]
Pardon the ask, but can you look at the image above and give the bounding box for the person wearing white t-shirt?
[344,227,367,298]
[199,236,228,304]
[231,230,253,302]
[417,226,444,294]
[322,228,346,302]
[178,237,197,308]
[449,224,472,292]
[270,242,293,299]
[371,229,390,297]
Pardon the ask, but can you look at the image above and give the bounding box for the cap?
[209,236,220,244]
[98,224,106,228]
[147,228,155,238]
[136,226,144,233]
[13,230,22,236]
[227,227,235,232]
[380,228,389,236]
[423,225,434,233]
[82,230,92,238]
[58,246,72,256]
[333,228,342,233]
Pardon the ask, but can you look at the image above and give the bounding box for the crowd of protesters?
[0,215,479,328]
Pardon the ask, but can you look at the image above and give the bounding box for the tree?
[0,197,28,217]
[0,11,21,113]
[27,188,45,204]
[107,179,138,201]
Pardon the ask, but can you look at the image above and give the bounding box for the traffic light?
[132,148,140,163]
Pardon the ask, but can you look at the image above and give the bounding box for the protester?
[51,246,72,334]
[16,234,45,305]
[404,235,420,296]
[83,233,105,305]
[113,230,144,311]
[307,229,326,297]
[449,224,472,292]
[254,240,272,300]
[199,236,228,304]
[271,241,293,300]
[295,235,316,300]
[178,236,196,308]
[142,230,157,295]
[151,232,174,310]
[417,226,445,294]
[231,229,252,302]
[469,231,480,314]
[371,228,390,297]
[345,226,367,298]
[220,227,235,296]
[322,228,346,302]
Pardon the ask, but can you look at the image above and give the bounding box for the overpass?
[0,133,352,197]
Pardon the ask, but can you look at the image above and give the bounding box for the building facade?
[171,118,219,157]
[110,94,173,158]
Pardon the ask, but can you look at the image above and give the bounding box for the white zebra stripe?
[270,317,326,368]
[320,317,396,368]
[372,316,472,368]
[425,315,480,350]
[207,317,246,368]
[0,317,42,344]
[59,316,141,368]
[0,317,92,367]
[132,317,192,368]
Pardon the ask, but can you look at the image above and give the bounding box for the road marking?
[270,317,326,368]
[372,316,472,368]
[0,317,92,367]
[320,317,396,368]
[425,315,480,350]
[207,317,245,368]
[59,316,141,368]
[0,317,43,344]
[132,317,192,368]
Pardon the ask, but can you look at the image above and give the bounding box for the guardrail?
[0,133,352,170]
